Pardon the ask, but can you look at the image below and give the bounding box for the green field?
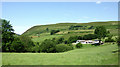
[23,21,118,36]
[2,21,118,65]
[2,43,118,65]
[23,21,118,44]
[32,33,63,43]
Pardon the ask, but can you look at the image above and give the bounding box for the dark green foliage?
[40,39,56,53]
[94,26,108,39]
[66,34,98,44]
[117,36,120,46]
[67,36,79,44]
[1,19,15,52]
[69,25,87,30]
[64,40,68,44]
[105,35,115,42]
[19,35,35,52]
[56,37,64,44]
[50,30,60,35]
[40,38,73,53]
[76,43,83,48]
[69,25,74,30]
[46,28,49,32]
[51,37,64,44]
[55,44,73,52]
[94,26,109,44]
[105,38,115,42]
[31,42,40,53]
[88,26,94,29]
[83,34,98,40]
[10,37,25,52]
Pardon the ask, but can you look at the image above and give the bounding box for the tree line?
[1,19,119,53]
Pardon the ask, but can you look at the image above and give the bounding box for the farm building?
[75,40,103,44]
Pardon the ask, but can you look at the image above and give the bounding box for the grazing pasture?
[2,43,118,65]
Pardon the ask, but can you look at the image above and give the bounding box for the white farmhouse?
[76,40,103,44]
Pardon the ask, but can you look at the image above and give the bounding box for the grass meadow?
[2,21,118,65]
[2,43,118,65]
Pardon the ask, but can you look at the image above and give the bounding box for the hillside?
[22,21,118,43]
[23,21,118,36]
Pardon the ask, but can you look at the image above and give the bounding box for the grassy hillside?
[22,21,118,36]
[22,21,118,43]
[2,43,118,65]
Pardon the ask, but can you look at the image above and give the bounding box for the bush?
[76,43,83,48]
[19,35,35,52]
[40,39,56,53]
[31,42,40,53]
[67,36,79,44]
[40,38,74,53]
[56,37,64,44]
[105,35,115,42]
[10,37,25,52]
[55,44,73,52]
[117,36,120,46]
[83,34,98,40]
[105,38,115,42]
[50,30,60,35]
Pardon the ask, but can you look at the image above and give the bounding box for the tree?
[55,44,73,52]
[10,37,25,52]
[40,39,56,53]
[67,36,78,44]
[94,26,108,45]
[50,30,60,35]
[56,37,64,44]
[1,19,15,51]
[117,36,120,46]
[76,43,82,48]
[46,28,49,32]
[83,34,98,40]
[19,35,35,52]
[69,25,74,30]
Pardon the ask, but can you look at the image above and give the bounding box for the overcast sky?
[2,2,118,34]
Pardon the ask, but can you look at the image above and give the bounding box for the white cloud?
[96,1,101,4]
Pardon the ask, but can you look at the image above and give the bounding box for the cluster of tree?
[1,19,35,52]
[50,30,60,35]
[117,36,120,46]
[94,26,110,45]
[88,26,94,29]
[65,34,98,44]
[10,35,35,52]
[46,28,49,32]
[69,25,95,30]
[1,19,117,53]
[105,35,115,42]
[76,43,83,48]
[40,38,73,53]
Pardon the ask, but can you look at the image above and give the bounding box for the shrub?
[56,37,64,44]
[76,43,83,48]
[105,38,115,42]
[10,37,25,52]
[105,35,115,42]
[67,36,79,44]
[31,42,40,53]
[50,30,60,35]
[83,34,98,40]
[19,35,35,52]
[117,36,120,46]
[40,39,56,53]
[55,44,73,52]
